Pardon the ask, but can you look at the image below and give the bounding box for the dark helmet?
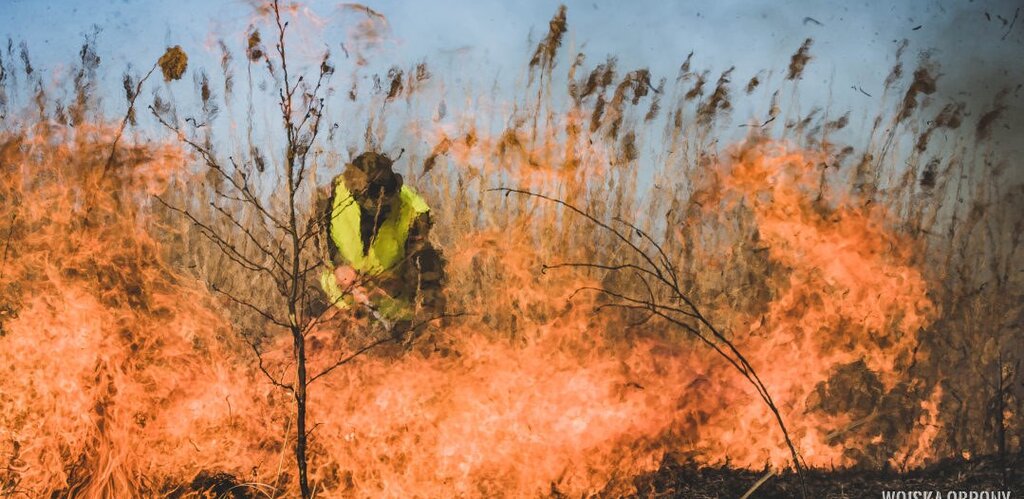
[343,152,403,203]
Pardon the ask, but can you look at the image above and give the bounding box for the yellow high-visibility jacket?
[319,178,430,319]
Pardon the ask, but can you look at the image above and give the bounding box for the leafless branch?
[211,283,290,329]
[308,312,467,385]
[307,336,395,385]
[0,214,16,280]
[493,186,807,497]
[150,107,289,232]
[105,63,157,176]
[247,336,294,392]
[208,199,288,273]
[154,195,280,282]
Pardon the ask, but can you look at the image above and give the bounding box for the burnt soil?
[626,453,1024,498]
[177,454,1023,498]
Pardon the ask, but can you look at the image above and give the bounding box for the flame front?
[675,139,936,468]
[1,4,1018,497]
[0,121,942,496]
[0,124,274,495]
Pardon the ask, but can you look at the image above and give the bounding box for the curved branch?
[494,186,807,496]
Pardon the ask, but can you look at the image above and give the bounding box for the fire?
[255,135,937,494]
[293,232,689,496]
[1,3,1016,497]
[0,124,271,495]
[674,138,936,468]
[0,112,945,498]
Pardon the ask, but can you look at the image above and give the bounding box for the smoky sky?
[1,0,1021,160]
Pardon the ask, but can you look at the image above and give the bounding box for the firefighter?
[319,152,445,337]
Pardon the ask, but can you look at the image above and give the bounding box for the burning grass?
[0,3,1022,497]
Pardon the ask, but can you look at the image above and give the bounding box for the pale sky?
[2,0,1022,164]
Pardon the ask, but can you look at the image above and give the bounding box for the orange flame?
[0,121,943,496]
[0,124,273,495]
[675,138,936,468]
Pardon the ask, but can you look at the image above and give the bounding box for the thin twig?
[739,467,776,499]
[0,213,16,280]
[104,64,157,176]
[308,312,467,384]
[493,186,808,498]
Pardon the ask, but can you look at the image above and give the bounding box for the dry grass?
[0,5,1021,496]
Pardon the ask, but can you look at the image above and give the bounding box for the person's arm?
[313,177,369,312]
[405,212,431,254]
[402,212,446,313]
